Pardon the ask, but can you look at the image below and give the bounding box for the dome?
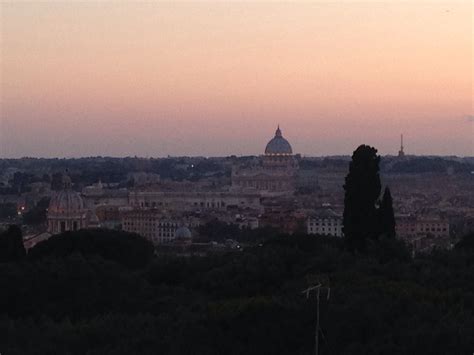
[48,175,84,215]
[48,190,85,215]
[264,126,293,155]
[175,226,192,240]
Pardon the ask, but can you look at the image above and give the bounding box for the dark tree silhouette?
[343,145,381,251]
[23,197,50,226]
[379,187,396,238]
[1,231,474,354]
[28,229,154,269]
[0,225,26,262]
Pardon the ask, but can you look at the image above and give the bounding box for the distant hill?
[381,156,474,174]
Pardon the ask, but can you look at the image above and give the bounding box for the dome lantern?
[264,126,293,155]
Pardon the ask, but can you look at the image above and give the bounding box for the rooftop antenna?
[302,283,331,355]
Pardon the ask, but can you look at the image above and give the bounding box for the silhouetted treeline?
[387,157,473,174]
[0,228,473,354]
[28,229,154,269]
[0,157,231,186]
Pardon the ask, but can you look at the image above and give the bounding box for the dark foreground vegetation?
[1,227,474,355]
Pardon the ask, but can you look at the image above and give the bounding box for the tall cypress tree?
[379,187,396,238]
[343,145,381,251]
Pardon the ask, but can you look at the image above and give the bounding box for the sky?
[1,1,473,158]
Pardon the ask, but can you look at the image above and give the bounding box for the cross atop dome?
[275,125,282,137]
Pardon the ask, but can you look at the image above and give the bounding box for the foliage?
[22,197,50,226]
[28,229,154,269]
[388,157,473,174]
[197,220,282,243]
[0,229,473,354]
[455,232,474,250]
[197,220,241,241]
[343,146,398,252]
[343,145,382,251]
[0,225,26,262]
[379,187,396,238]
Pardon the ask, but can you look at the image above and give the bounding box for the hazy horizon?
[1,152,473,160]
[1,2,473,158]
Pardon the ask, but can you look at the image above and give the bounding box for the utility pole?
[302,283,331,355]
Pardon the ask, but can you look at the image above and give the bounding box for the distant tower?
[398,134,405,158]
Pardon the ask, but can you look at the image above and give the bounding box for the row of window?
[135,201,229,208]
[422,227,447,232]
[123,221,178,227]
[308,220,342,226]
[398,226,448,232]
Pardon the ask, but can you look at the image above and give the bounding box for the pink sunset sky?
[1,1,473,158]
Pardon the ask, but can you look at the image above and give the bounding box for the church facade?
[231,126,298,195]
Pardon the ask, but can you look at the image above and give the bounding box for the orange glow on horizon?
[1,2,472,157]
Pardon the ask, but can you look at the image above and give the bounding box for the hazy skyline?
[1,2,473,158]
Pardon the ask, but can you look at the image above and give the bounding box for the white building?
[307,209,343,237]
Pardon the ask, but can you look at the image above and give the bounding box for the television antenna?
[301,283,331,355]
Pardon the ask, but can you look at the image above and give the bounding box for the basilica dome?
[264,126,293,155]
[48,176,85,216]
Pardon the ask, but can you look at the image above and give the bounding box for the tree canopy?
[343,145,382,251]
[379,187,396,238]
[28,228,154,269]
[0,224,26,262]
[0,228,473,354]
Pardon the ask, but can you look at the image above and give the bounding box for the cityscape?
[0,1,473,355]
[2,126,473,255]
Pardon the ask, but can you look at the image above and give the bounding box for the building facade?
[232,126,298,195]
[128,190,263,213]
[307,209,344,237]
[396,215,450,239]
[121,209,200,245]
